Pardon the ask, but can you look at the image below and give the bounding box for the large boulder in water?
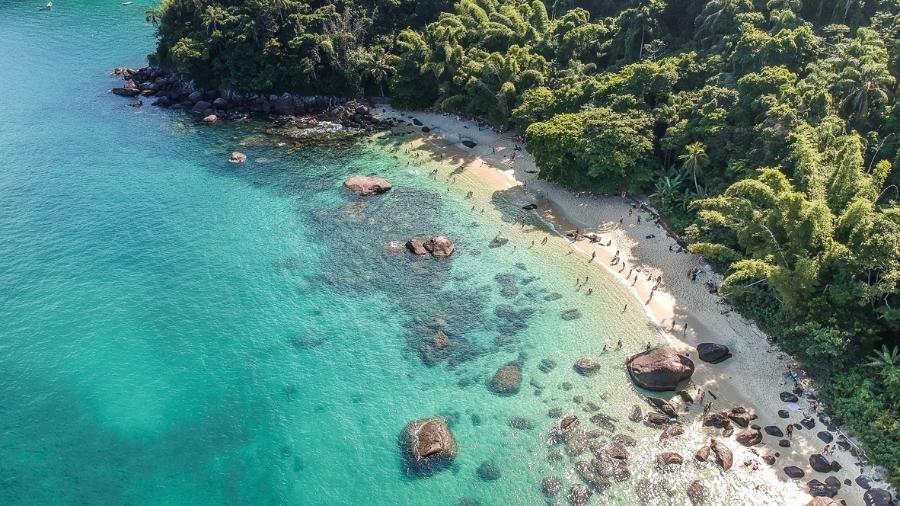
[489,363,521,395]
[863,489,894,506]
[626,348,695,391]
[343,175,393,196]
[424,235,455,258]
[696,343,732,363]
[403,417,457,474]
[573,358,600,376]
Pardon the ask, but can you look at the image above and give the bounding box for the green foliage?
[152,0,900,485]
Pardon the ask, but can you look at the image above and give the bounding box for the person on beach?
[623,303,628,312]
[590,251,596,262]
[645,342,651,351]
[619,216,624,225]
[683,324,688,337]
[587,288,593,295]
[576,278,580,286]
[530,240,535,248]
[637,215,641,224]
[602,344,608,352]
[615,340,622,350]
[786,424,794,438]
[541,237,548,245]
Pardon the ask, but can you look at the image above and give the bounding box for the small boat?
[121,1,133,5]
[38,1,53,10]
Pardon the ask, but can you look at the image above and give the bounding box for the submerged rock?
[403,417,457,474]
[229,151,247,163]
[343,175,392,196]
[489,363,522,395]
[656,452,683,468]
[541,476,561,497]
[626,347,695,391]
[687,480,708,505]
[476,460,501,481]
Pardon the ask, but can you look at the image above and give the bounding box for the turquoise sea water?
[0,2,806,505]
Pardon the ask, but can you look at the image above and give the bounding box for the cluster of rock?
[110,66,392,129]
[343,175,392,196]
[406,235,455,258]
[402,417,457,475]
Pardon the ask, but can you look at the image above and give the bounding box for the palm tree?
[145,7,161,27]
[679,142,711,194]
[839,63,894,120]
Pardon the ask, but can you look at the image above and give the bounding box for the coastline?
[375,104,890,504]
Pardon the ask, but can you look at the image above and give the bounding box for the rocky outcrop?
[229,151,247,164]
[697,342,732,363]
[109,66,394,130]
[863,488,894,506]
[403,417,457,473]
[489,363,521,395]
[809,454,833,473]
[343,175,392,196]
[736,428,763,446]
[424,235,455,258]
[710,439,733,471]
[656,452,683,468]
[626,347,695,391]
[784,466,805,478]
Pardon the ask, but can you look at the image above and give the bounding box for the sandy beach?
[375,105,892,505]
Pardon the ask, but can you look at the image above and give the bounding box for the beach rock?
[647,397,678,418]
[461,140,477,149]
[687,481,708,505]
[343,175,392,196]
[541,476,561,497]
[628,405,643,422]
[780,392,799,403]
[694,445,710,462]
[762,454,776,465]
[779,439,791,447]
[703,411,730,428]
[592,455,631,481]
[588,413,616,432]
[613,434,637,447]
[660,424,684,440]
[626,348,694,391]
[424,235,455,258]
[645,412,669,427]
[784,466,805,478]
[656,452,683,468]
[817,431,833,443]
[778,409,790,419]
[830,460,842,472]
[212,97,228,108]
[191,100,211,114]
[863,488,893,506]
[696,343,732,363]
[567,483,593,505]
[406,238,428,256]
[801,417,816,429]
[764,425,784,437]
[229,151,247,163]
[807,498,840,506]
[489,363,521,395]
[809,454,832,473]
[736,429,762,446]
[807,479,838,498]
[574,460,609,490]
[855,476,872,489]
[112,86,140,96]
[596,442,629,461]
[728,409,756,428]
[476,460,501,481]
[403,417,457,473]
[202,114,218,123]
[710,439,733,471]
[421,126,430,133]
[573,359,600,376]
[187,91,203,103]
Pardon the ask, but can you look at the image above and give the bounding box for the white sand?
[375,105,892,505]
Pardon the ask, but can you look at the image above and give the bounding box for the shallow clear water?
[0,2,807,505]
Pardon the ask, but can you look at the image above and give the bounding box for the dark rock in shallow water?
[508,417,535,430]
[628,405,643,422]
[656,452,683,468]
[626,347,695,391]
[561,309,582,321]
[541,476,561,497]
[809,454,832,473]
[644,412,669,427]
[687,480,708,505]
[539,358,557,373]
[855,475,872,489]
[696,342,732,363]
[779,439,791,447]
[646,397,677,418]
[863,488,893,506]
[461,140,477,149]
[784,466,805,478]
[801,417,816,429]
[567,483,593,505]
[817,431,833,443]
[778,409,790,419]
[403,417,457,474]
[476,460,501,481]
[764,425,784,437]
[780,391,799,403]
[489,235,509,248]
[660,424,684,440]
[489,363,521,395]
[807,479,839,497]
[736,428,762,446]
[543,292,562,301]
[573,358,600,376]
[424,235,455,258]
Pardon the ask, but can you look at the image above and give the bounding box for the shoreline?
[375,105,891,505]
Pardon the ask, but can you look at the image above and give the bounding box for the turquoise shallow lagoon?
[0,2,804,505]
